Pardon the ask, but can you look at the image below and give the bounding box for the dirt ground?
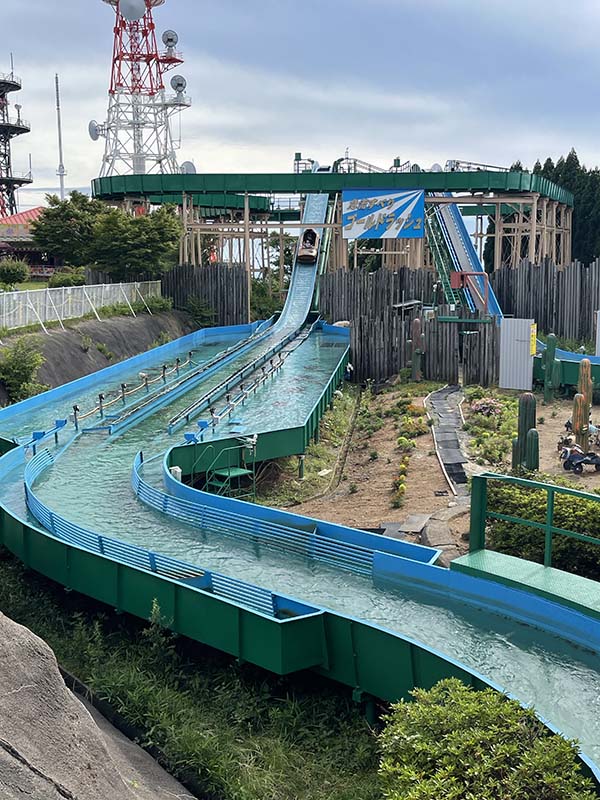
[291,392,459,530]
[536,396,600,490]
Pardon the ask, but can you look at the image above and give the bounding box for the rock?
[0,612,191,800]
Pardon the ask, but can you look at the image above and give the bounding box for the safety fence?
[23,448,278,617]
[469,471,600,569]
[0,281,161,333]
[132,454,374,577]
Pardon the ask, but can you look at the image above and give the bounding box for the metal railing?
[23,448,278,617]
[470,472,600,568]
[1,115,30,130]
[167,317,319,433]
[133,454,374,577]
[0,72,22,86]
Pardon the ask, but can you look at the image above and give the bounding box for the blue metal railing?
[23,449,278,617]
[132,454,374,577]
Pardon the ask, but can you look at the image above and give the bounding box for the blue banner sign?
[342,189,425,239]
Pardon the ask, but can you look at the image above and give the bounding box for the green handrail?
[205,442,256,500]
[470,472,600,569]
[425,210,462,306]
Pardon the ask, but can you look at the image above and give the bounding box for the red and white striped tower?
[90,0,190,177]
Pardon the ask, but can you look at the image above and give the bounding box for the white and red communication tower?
[90,0,190,177]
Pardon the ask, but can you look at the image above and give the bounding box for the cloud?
[4,0,600,211]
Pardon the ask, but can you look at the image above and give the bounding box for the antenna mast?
[55,74,66,201]
[90,0,190,177]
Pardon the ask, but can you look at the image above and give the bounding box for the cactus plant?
[573,392,589,452]
[407,317,426,382]
[512,392,537,470]
[578,357,593,410]
[525,428,539,471]
[542,333,562,402]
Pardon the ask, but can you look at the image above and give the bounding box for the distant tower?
[90,0,191,177]
[0,67,32,218]
[55,74,66,201]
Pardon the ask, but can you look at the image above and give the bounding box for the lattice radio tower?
[0,66,32,218]
[90,0,191,177]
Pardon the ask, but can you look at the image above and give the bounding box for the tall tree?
[31,192,109,267]
[91,206,181,280]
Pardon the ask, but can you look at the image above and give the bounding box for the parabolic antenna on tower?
[103,0,166,20]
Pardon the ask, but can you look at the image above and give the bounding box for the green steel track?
[93,170,574,206]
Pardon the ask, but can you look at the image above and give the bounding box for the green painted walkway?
[452,549,600,621]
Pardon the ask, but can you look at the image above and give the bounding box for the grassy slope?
[0,551,380,800]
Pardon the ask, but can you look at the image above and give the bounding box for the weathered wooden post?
[407,317,426,382]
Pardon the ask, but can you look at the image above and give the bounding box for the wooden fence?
[492,259,600,342]
[86,265,249,327]
[348,307,499,386]
[462,319,501,387]
[319,268,434,322]
[350,310,416,384]
[423,312,460,385]
[161,265,248,327]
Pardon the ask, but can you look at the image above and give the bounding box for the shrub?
[470,397,504,417]
[48,266,85,287]
[0,336,46,402]
[466,391,518,467]
[396,436,416,452]
[80,334,92,353]
[150,331,172,348]
[95,342,113,360]
[186,295,216,328]
[143,295,172,313]
[487,478,600,580]
[398,415,429,438]
[0,257,29,288]
[379,678,595,800]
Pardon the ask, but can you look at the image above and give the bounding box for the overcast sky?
[5,0,600,210]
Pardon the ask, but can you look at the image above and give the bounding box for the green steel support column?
[469,475,488,552]
[544,489,555,567]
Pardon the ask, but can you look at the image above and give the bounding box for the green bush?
[251,276,281,321]
[185,295,216,328]
[0,336,46,402]
[0,257,29,288]
[379,678,595,800]
[143,295,172,313]
[464,389,518,467]
[48,266,85,287]
[396,436,416,453]
[398,415,428,438]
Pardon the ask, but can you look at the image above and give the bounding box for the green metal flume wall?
[0,485,487,697]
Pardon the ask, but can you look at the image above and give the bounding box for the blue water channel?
[0,327,599,765]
